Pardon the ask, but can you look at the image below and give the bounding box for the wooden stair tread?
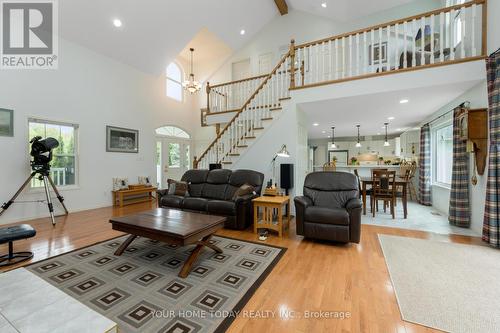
[261,117,273,121]
[229,153,240,156]
[222,161,232,164]
[279,97,291,101]
[270,107,282,111]
[253,127,264,130]
[237,145,248,148]
[245,136,256,139]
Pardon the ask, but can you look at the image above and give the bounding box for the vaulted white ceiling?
[58,1,441,77]
[288,0,423,22]
[59,0,278,75]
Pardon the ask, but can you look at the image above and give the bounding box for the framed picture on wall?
[106,126,139,153]
[369,42,388,65]
[0,108,14,137]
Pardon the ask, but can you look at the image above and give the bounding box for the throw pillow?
[232,183,256,200]
[167,179,189,196]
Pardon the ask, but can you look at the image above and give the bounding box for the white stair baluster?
[335,39,339,79]
[349,35,353,77]
[450,9,455,61]
[420,16,425,65]
[342,37,346,78]
[440,12,445,62]
[378,28,382,73]
[471,4,476,56]
[370,29,374,72]
[430,14,435,64]
[363,33,367,74]
[356,34,360,76]
[460,6,465,58]
[412,19,417,67]
[403,22,407,69]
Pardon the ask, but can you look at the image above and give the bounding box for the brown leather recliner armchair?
[294,171,362,243]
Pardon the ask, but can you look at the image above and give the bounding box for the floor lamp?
[269,144,290,187]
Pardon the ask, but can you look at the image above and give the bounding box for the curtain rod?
[423,101,469,126]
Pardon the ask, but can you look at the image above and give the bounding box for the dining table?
[360,177,408,219]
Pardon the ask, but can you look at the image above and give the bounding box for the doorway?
[155,126,191,188]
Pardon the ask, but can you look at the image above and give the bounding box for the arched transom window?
[166,62,183,101]
[155,126,190,139]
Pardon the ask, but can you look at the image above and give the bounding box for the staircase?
[194,47,296,169]
[194,0,486,169]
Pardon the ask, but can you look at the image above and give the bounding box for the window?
[155,126,190,138]
[434,124,453,186]
[168,143,181,168]
[166,62,183,101]
[28,119,78,188]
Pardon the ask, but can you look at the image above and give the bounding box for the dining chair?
[371,170,397,219]
[398,162,417,200]
[354,169,372,205]
[323,161,336,171]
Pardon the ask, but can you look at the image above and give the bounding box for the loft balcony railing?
[196,0,487,168]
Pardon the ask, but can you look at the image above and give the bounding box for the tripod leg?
[47,175,69,215]
[43,176,56,226]
[0,172,37,217]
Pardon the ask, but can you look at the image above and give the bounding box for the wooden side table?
[252,196,290,238]
[112,187,157,207]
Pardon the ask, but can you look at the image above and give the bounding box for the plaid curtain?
[449,107,470,227]
[418,124,432,205]
[483,52,500,248]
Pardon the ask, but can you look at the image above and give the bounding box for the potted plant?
[350,157,358,165]
[378,156,384,165]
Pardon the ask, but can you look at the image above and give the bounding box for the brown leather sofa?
[158,169,264,230]
[294,171,362,243]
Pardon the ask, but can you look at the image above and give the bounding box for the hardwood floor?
[0,202,483,333]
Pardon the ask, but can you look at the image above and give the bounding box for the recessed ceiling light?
[322,130,326,133]
[388,116,395,120]
[240,29,246,35]
[377,133,381,135]
[327,135,331,138]
[397,128,402,131]
[313,123,319,126]
[400,99,409,104]
[321,2,327,8]
[113,18,122,28]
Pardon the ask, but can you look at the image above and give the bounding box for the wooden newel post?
[206,82,210,113]
[289,39,296,89]
[193,156,198,169]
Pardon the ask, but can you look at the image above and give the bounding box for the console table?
[253,195,290,238]
[112,186,157,207]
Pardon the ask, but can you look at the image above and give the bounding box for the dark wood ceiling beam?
[274,0,288,15]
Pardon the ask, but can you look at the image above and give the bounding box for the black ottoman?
[0,224,36,267]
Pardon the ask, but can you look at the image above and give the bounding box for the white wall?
[0,39,199,224]
[232,101,307,204]
[421,81,488,234]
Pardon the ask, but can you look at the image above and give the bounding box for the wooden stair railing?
[195,0,487,169]
[207,74,268,113]
[290,0,487,90]
[194,42,294,169]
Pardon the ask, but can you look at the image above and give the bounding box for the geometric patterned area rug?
[28,235,286,333]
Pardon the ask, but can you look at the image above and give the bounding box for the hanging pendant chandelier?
[331,126,337,149]
[355,125,362,148]
[384,122,390,146]
[182,48,201,94]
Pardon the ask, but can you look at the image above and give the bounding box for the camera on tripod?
[0,136,69,226]
[30,136,59,172]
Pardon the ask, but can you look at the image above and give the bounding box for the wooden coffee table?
[109,208,226,278]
